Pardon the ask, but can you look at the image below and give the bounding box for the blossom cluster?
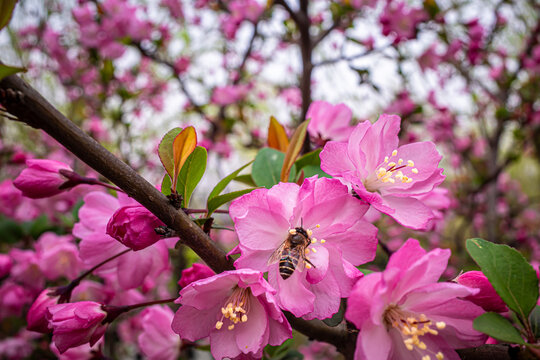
[0,102,511,360]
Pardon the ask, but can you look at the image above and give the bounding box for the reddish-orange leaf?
[267,116,289,152]
[172,126,197,188]
[280,120,309,182]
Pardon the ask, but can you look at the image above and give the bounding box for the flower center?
[383,304,446,360]
[215,287,251,331]
[363,149,418,192]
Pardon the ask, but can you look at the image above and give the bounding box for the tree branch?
[0,74,347,351]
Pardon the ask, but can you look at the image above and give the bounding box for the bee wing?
[267,241,287,265]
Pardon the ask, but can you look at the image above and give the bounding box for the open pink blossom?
[455,271,508,313]
[0,254,12,278]
[320,114,445,230]
[138,305,180,360]
[172,269,291,360]
[47,301,107,354]
[230,176,377,319]
[345,239,486,360]
[13,159,72,199]
[73,191,172,289]
[306,101,354,145]
[36,232,83,280]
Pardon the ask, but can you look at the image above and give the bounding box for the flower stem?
[102,297,177,323]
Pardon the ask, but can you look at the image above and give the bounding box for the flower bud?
[178,263,215,288]
[47,301,107,354]
[106,205,164,251]
[27,289,59,333]
[0,254,12,278]
[456,271,508,312]
[13,159,72,199]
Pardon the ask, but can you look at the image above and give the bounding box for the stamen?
[306,229,313,237]
[436,352,444,360]
[228,324,235,330]
[398,158,403,165]
[241,315,248,322]
[315,224,321,228]
[392,150,398,156]
[311,238,317,243]
[215,321,223,330]
[320,239,326,244]
[216,287,251,332]
[412,168,419,174]
[408,160,414,167]
[384,156,389,162]
[388,161,396,168]
[311,248,317,253]
[422,356,431,360]
[436,322,446,329]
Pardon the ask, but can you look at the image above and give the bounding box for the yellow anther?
[408,160,415,167]
[311,248,317,253]
[398,158,403,165]
[422,356,431,360]
[436,352,444,360]
[215,321,223,330]
[289,229,297,235]
[305,263,312,269]
[388,162,396,167]
[221,308,227,315]
[228,324,235,330]
[320,239,326,244]
[241,315,248,322]
[392,150,398,156]
[412,168,419,174]
[418,341,427,350]
[436,322,446,329]
[307,229,313,237]
[388,178,395,183]
[311,238,317,243]
[403,339,414,351]
[384,156,389,162]
[401,176,409,183]
[315,224,321,228]
[406,178,413,183]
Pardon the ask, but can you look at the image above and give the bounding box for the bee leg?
[304,257,316,269]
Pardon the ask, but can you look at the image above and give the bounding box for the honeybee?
[268,227,315,279]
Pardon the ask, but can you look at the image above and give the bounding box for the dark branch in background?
[0,74,348,355]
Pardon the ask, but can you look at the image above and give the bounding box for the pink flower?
[36,232,83,280]
[138,306,181,360]
[379,1,427,44]
[174,56,190,74]
[178,263,215,288]
[106,205,165,251]
[73,191,172,289]
[50,339,103,360]
[0,254,12,278]
[306,101,354,144]
[230,177,377,319]
[212,84,249,105]
[27,289,59,333]
[47,301,107,354]
[13,159,72,198]
[345,239,486,360]
[455,271,508,313]
[172,269,291,360]
[320,114,445,230]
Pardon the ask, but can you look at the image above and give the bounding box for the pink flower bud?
[456,271,508,312]
[13,159,72,199]
[27,289,59,333]
[0,254,12,278]
[178,263,215,288]
[106,205,164,251]
[47,301,107,354]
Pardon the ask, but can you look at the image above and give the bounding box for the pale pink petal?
[358,322,393,360]
[117,250,153,289]
[305,244,329,284]
[235,297,267,354]
[269,265,315,317]
[210,325,242,360]
[303,270,341,320]
[172,305,218,341]
[320,141,356,177]
[380,195,435,230]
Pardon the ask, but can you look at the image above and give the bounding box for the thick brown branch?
[0,74,347,350]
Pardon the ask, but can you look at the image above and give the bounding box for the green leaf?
[0,0,17,31]
[252,148,296,189]
[207,188,256,216]
[234,174,256,187]
[530,306,540,339]
[473,312,526,344]
[158,127,182,179]
[0,64,26,82]
[301,164,331,179]
[176,146,207,207]
[466,238,539,321]
[161,174,172,196]
[294,149,321,170]
[207,161,253,201]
